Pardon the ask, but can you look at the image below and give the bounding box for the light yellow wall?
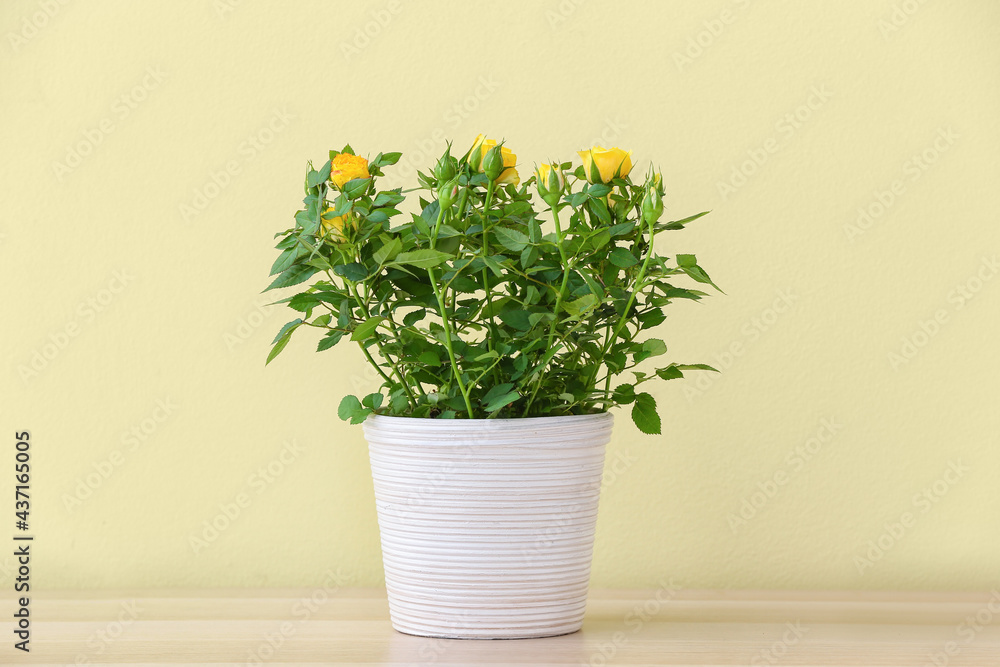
[3,0,998,592]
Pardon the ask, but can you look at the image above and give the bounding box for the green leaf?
[338,395,368,424]
[492,226,529,252]
[266,331,293,365]
[265,264,318,291]
[612,384,637,404]
[418,351,441,367]
[317,330,344,351]
[402,309,427,327]
[288,293,320,312]
[580,271,606,299]
[609,247,639,268]
[362,392,384,410]
[375,151,402,166]
[373,190,404,207]
[588,183,612,198]
[528,312,553,328]
[333,262,368,282]
[483,390,520,413]
[631,392,661,435]
[676,363,720,372]
[271,319,303,345]
[520,246,538,269]
[660,211,710,229]
[342,177,371,199]
[655,365,684,380]
[307,160,332,187]
[677,254,697,268]
[390,249,451,269]
[482,383,515,403]
[373,238,403,265]
[269,247,299,276]
[410,212,431,237]
[498,308,531,331]
[642,338,667,357]
[681,264,723,292]
[563,293,598,318]
[482,255,506,277]
[608,221,635,237]
[638,308,666,329]
[351,316,385,341]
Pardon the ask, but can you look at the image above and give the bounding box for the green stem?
[429,207,476,418]
[347,281,416,408]
[522,203,572,415]
[480,181,499,381]
[543,203,571,351]
[593,220,658,409]
[385,316,426,397]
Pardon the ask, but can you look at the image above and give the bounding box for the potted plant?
[264,136,719,639]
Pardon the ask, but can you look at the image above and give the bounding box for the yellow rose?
[329,153,370,189]
[496,166,519,185]
[468,134,519,184]
[320,208,353,241]
[577,146,633,184]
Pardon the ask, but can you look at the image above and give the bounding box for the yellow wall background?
[3,0,998,591]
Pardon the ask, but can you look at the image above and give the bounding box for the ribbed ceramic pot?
[363,412,613,639]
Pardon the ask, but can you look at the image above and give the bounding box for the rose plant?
[264,137,720,433]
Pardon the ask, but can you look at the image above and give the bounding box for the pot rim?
[365,411,612,425]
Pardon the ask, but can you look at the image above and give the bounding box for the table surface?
[3,588,999,665]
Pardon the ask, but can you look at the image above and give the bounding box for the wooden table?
[3,588,999,665]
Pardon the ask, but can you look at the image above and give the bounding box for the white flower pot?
[363,412,613,639]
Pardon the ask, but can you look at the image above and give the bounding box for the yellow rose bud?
[536,163,565,205]
[482,145,505,180]
[577,146,633,184]
[320,208,353,242]
[468,134,516,177]
[329,153,370,189]
[468,133,487,170]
